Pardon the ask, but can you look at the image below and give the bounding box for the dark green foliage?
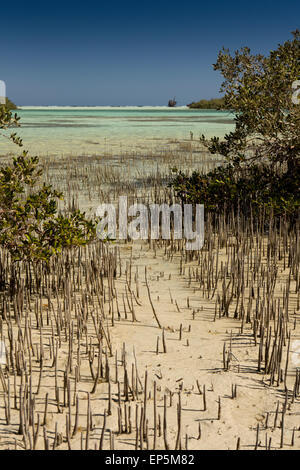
[201,31,300,170]
[171,163,300,217]
[0,106,23,147]
[5,98,17,110]
[187,98,225,109]
[172,32,300,221]
[0,152,96,261]
[0,106,96,261]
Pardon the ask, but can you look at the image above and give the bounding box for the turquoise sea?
[0,107,235,156]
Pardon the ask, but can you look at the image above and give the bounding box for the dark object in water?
[168,97,177,107]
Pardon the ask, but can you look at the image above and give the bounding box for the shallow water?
[0,107,235,156]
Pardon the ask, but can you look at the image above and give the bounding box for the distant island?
[4,98,17,110]
[187,97,224,109]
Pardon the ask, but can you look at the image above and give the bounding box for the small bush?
[170,162,300,219]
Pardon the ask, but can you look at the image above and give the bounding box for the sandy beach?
[0,148,299,450]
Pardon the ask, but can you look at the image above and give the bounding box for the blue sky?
[1,0,299,105]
